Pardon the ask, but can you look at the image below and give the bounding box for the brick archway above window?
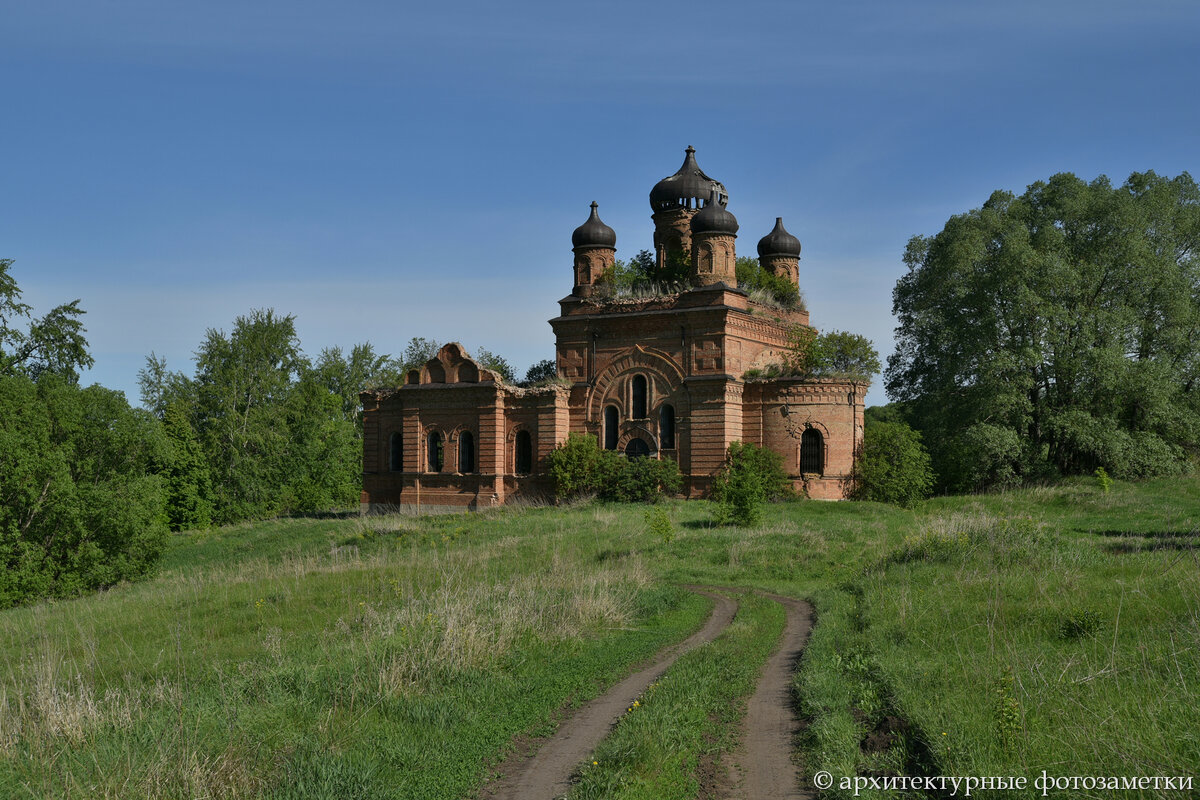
[587,344,686,423]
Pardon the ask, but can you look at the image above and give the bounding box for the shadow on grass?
[285,509,362,521]
[1093,528,1200,553]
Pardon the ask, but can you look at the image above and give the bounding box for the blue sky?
[3,0,1197,407]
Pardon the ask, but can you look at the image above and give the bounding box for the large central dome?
[649,146,728,212]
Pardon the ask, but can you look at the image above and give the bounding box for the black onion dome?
[571,201,617,248]
[757,217,801,258]
[650,146,728,212]
[690,190,739,235]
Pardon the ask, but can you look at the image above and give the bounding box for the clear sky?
[3,1,1197,407]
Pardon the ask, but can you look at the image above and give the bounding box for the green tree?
[138,351,195,418]
[192,309,305,522]
[888,171,1200,491]
[401,337,441,373]
[161,402,213,531]
[851,421,933,508]
[0,374,170,607]
[311,343,403,426]
[0,258,94,382]
[144,311,404,523]
[784,326,880,381]
[279,366,361,512]
[473,346,515,383]
[599,249,669,294]
[660,246,692,286]
[522,358,558,386]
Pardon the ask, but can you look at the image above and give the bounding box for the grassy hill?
[1,477,1197,798]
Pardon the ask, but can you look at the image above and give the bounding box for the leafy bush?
[601,454,682,503]
[940,423,1026,494]
[547,433,681,503]
[851,421,933,508]
[645,507,673,543]
[736,256,801,308]
[546,433,607,499]
[710,442,790,526]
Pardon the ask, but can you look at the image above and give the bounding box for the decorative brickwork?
[360,148,866,511]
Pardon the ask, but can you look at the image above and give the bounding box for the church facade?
[360,148,866,511]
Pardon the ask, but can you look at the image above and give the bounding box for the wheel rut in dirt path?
[727,591,815,800]
[481,589,739,800]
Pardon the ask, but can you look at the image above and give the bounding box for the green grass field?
[2,477,1197,799]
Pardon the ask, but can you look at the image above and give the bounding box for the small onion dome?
[571,201,617,248]
[690,189,739,235]
[757,217,801,258]
[649,145,728,212]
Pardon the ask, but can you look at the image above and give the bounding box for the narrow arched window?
[800,428,824,475]
[458,431,475,474]
[389,431,403,471]
[659,404,675,449]
[514,430,533,475]
[632,375,647,419]
[604,405,619,450]
[427,431,443,472]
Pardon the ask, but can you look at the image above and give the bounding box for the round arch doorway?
[624,437,651,458]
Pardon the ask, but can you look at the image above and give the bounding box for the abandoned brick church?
[360,147,866,510]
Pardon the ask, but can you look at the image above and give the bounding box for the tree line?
[1,259,551,607]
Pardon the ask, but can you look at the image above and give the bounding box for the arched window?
[659,404,675,449]
[603,405,619,450]
[458,431,475,474]
[427,431,443,473]
[800,428,824,475]
[625,438,651,458]
[389,431,403,471]
[632,375,647,419]
[514,430,533,475]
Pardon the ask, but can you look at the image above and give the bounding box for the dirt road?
[726,592,814,800]
[482,589,739,800]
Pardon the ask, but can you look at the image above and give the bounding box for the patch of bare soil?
[480,589,739,800]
